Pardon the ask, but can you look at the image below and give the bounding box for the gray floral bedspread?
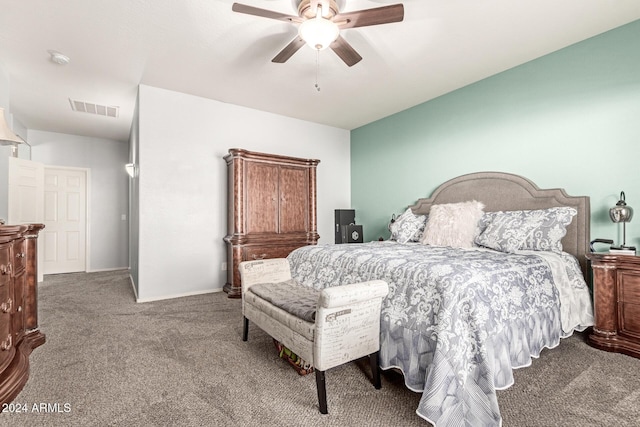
[287,241,594,427]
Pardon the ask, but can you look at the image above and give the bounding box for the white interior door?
[7,157,45,282]
[43,167,87,274]
[8,157,44,224]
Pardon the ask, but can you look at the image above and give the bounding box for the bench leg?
[370,351,381,389]
[242,316,249,342]
[315,369,328,414]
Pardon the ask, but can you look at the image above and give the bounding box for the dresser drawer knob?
[0,335,12,351]
[252,253,267,260]
[0,263,11,275]
[0,298,11,313]
[16,252,25,259]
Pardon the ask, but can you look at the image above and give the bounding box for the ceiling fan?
[232,0,404,67]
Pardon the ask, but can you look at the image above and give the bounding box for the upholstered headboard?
[409,172,591,275]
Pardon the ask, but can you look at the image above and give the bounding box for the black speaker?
[335,209,362,243]
[342,224,363,243]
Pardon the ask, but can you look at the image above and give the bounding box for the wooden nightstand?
[587,252,640,359]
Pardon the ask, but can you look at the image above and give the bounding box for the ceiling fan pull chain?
[315,49,321,92]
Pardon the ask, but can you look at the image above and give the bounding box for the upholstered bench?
[238,258,389,414]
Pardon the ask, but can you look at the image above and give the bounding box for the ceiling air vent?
[69,98,119,118]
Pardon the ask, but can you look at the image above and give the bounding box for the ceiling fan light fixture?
[232,1,403,66]
[298,6,339,50]
[47,50,70,65]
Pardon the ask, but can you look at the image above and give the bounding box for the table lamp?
[609,191,635,251]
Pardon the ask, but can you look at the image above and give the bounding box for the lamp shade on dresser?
[223,149,320,298]
[0,223,45,404]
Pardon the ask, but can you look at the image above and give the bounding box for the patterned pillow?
[420,200,485,248]
[523,207,577,252]
[475,211,498,243]
[389,208,427,243]
[475,207,577,253]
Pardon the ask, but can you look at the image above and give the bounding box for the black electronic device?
[335,209,355,243]
[342,224,363,243]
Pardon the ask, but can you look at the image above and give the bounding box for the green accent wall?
[352,19,640,249]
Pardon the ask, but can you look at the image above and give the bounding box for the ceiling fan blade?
[330,36,362,67]
[336,4,404,29]
[232,3,300,23]
[272,37,306,63]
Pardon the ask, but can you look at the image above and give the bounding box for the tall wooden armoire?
[224,149,320,298]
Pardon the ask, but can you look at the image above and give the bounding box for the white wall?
[128,93,140,297]
[0,65,32,221]
[136,84,351,302]
[29,130,129,271]
[0,64,10,219]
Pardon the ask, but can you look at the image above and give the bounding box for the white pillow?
[420,201,485,248]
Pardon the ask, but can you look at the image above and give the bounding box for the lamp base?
[609,245,636,255]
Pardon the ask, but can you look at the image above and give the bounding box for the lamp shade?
[609,191,633,223]
[298,8,339,50]
[0,107,24,146]
[125,163,138,178]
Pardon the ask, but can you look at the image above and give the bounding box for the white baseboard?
[87,267,129,273]
[128,273,138,300]
[136,287,224,303]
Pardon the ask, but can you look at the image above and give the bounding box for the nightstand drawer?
[620,303,640,337]
[619,271,640,305]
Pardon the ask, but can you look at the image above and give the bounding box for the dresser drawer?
[243,244,305,261]
[0,283,10,370]
[0,313,11,371]
[0,283,9,316]
[619,270,640,305]
[0,243,10,285]
[12,238,26,273]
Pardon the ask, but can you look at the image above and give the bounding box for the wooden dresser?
[0,223,45,404]
[224,149,320,298]
[587,252,640,359]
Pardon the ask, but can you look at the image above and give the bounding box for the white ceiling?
[1,0,639,142]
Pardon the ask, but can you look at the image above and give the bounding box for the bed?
[286,172,594,427]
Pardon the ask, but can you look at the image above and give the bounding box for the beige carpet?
[6,270,640,426]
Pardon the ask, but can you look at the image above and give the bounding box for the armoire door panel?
[246,162,279,234]
[279,167,309,233]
